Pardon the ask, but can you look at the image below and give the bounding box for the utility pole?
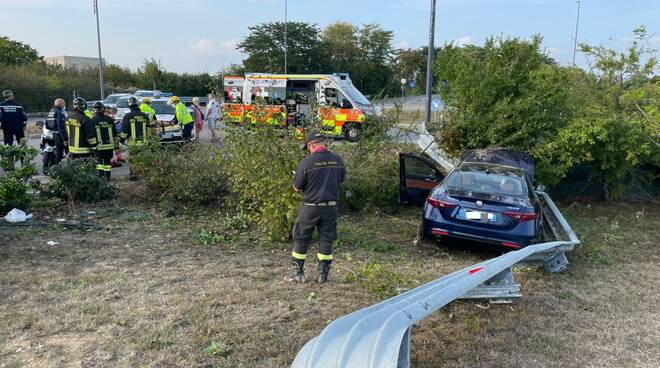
[572,0,581,66]
[284,0,288,74]
[93,0,105,99]
[424,0,437,129]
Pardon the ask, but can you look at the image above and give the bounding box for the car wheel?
[343,123,360,142]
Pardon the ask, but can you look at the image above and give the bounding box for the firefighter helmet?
[127,96,139,108]
[168,96,180,105]
[142,97,152,104]
[92,101,105,112]
[72,97,87,111]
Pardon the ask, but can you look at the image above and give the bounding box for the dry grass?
[0,196,658,367]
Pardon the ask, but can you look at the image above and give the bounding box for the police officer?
[66,97,97,158]
[168,96,194,140]
[90,101,117,180]
[290,130,345,284]
[45,98,68,163]
[0,90,28,145]
[119,97,150,145]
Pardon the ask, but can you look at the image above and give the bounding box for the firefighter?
[139,97,157,125]
[0,90,28,146]
[119,97,149,145]
[90,101,117,180]
[168,96,194,140]
[66,97,97,158]
[290,130,345,284]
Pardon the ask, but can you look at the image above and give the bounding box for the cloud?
[189,38,238,56]
[453,36,473,47]
[394,40,410,49]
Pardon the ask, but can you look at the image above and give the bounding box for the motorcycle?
[35,119,62,174]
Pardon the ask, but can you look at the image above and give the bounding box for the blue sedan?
[399,149,543,249]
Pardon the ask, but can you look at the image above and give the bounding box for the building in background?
[45,55,105,70]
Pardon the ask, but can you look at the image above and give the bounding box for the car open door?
[399,153,445,206]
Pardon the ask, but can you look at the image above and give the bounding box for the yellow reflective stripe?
[74,126,79,148]
[88,137,98,145]
[317,253,333,261]
[292,251,307,260]
[334,114,347,122]
[96,126,102,144]
[69,146,91,154]
[96,164,105,170]
[130,122,136,142]
[96,144,114,150]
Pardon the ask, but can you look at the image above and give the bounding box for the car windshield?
[116,98,128,108]
[151,101,175,114]
[342,84,371,107]
[445,168,527,198]
[103,95,122,104]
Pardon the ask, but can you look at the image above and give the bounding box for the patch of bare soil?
[0,200,657,367]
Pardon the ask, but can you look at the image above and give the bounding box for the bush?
[0,139,37,211]
[339,110,404,211]
[223,126,305,241]
[129,142,227,209]
[46,158,116,211]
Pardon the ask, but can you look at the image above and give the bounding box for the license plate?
[465,210,496,222]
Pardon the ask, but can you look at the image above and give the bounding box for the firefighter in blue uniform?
[90,101,117,180]
[66,97,97,158]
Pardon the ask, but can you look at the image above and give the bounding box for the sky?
[0,0,658,74]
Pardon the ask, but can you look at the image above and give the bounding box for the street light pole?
[424,0,437,128]
[93,0,105,99]
[572,0,581,66]
[284,0,288,74]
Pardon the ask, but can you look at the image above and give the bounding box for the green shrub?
[129,142,227,210]
[0,139,37,211]
[223,126,305,241]
[46,158,116,211]
[339,110,403,211]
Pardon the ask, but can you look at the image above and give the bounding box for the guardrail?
[291,123,580,368]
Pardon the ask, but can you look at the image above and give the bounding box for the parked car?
[399,148,543,250]
[114,96,135,123]
[102,93,131,109]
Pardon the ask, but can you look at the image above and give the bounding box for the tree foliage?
[0,36,41,66]
[434,28,659,199]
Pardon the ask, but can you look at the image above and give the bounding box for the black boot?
[316,260,332,284]
[291,258,306,283]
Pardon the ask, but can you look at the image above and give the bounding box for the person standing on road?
[191,97,204,139]
[90,101,117,180]
[66,97,97,158]
[205,93,220,142]
[45,98,68,162]
[168,96,194,141]
[289,130,345,284]
[0,90,28,146]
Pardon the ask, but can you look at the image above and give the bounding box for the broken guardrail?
[291,123,580,368]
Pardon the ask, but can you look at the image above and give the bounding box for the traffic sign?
[400,78,407,85]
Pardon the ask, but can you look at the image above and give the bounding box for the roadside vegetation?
[435,27,659,199]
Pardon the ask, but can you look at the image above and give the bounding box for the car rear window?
[116,98,128,108]
[445,170,527,197]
